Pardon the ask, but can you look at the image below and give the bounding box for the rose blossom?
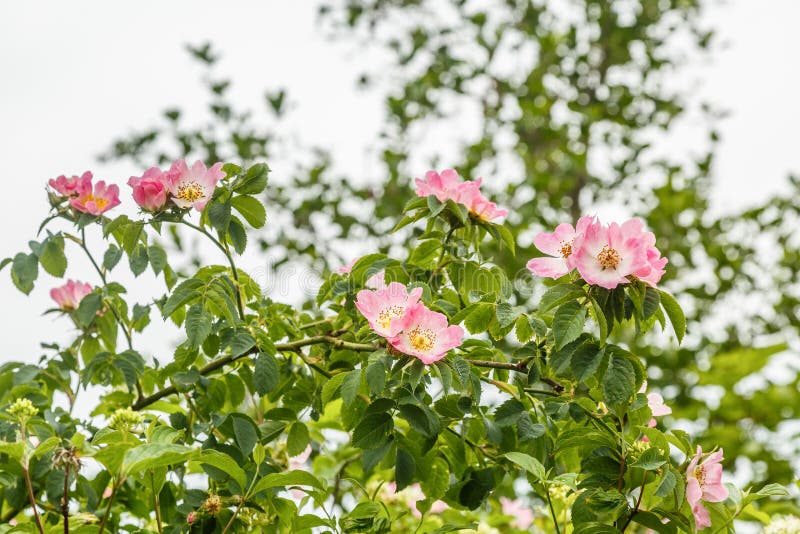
[128,167,169,212]
[50,280,93,311]
[686,446,728,530]
[355,282,423,338]
[526,216,594,279]
[70,179,121,215]
[49,171,92,197]
[571,218,649,289]
[166,159,225,211]
[415,169,507,221]
[388,302,463,364]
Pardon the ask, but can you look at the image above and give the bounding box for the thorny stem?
[179,220,245,320]
[132,334,380,410]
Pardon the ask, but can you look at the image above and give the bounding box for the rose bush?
[0,163,791,533]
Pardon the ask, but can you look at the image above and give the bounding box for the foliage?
[0,161,792,533]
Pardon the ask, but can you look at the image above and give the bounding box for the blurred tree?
[102,0,800,505]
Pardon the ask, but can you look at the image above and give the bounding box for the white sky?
[0,0,799,366]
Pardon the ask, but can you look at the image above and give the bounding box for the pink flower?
[166,160,225,211]
[102,486,113,499]
[128,167,169,212]
[336,258,357,274]
[388,303,463,364]
[686,446,728,530]
[571,218,649,289]
[622,219,668,286]
[415,169,507,221]
[70,179,120,215]
[50,280,93,311]
[527,216,594,279]
[288,445,312,470]
[382,482,448,519]
[356,282,423,338]
[500,497,535,530]
[454,179,508,221]
[187,511,197,524]
[365,269,387,290]
[49,171,92,197]
[415,169,462,201]
[648,392,672,417]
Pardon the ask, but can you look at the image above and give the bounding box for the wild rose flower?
[571,218,649,289]
[50,280,93,311]
[648,392,671,417]
[128,167,169,212]
[621,219,668,286]
[70,179,120,215]
[49,171,92,197]
[365,269,387,290]
[454,179,508,221]
[356,282,423,338]
[166,159,225,211]
[336,258,357,274]
[388,302,463,364]
[415,169,507,221]
[499,497,535,530]
[415,169,462,201]
[187,511,197,524]
[686,446,728,530]
[527,216,594,279]
[382,482,448,519]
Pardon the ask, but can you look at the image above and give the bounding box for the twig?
[22,465,45,534]
[62,463,70,534]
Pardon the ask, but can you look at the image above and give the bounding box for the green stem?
[620,471,648,531]
[150,470,163,534]
[22,465,45,534]
[179,220,245,320]
[97,479,121,534]
[545,485,562,534]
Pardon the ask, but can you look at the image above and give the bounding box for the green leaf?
[287,422,310,457]
[495,302,516,328]
[129,244,149,276]
[162,278,204,318]
[322,372,347,405]
[365,360,386,396]
[236,163,269,195]
[398,404,440,437]
[352,412,393,449]
[75,292,103,327]
[232,415,260,456]
[148,244,168,275]
[251,469,323,495]
[208,201,232,234]
[341,369,362,406]
[504,452,546,481]
[465,302,495,334]
[395,448,416,490]
[658,290,685,343]
[103,245,123,271]
[185,304,213,348]
[122,443,196,475]
[654,469,677,498]
[38,234,67,277]
[11,252,38,294]
[254,352,279,395]
[515,315,534,343]
[232,195,267,228]
[603,353,637,409]
[631,448,666,470]
[409,239,441,269]
[540,284,585,312]
[197,449,247,491]
[494,399,526,427]
[571,343,603,382]
[228,217,248,254]
[553,301,586,349]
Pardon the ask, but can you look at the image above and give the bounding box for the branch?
[465,358,564,393]
[132,335,379,410]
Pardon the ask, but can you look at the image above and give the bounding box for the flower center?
[176,181,206,202]
[694,464,706,486]
[408,327,436,352]
[377,305,405,330]
[84,194,108,210]
[597,246,621,269]
[559,241,573,258]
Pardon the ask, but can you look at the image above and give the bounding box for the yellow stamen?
[84,195,108,210]
[377,305,405,330]
[176,181,205,202]
[559,241,572,258]
[408,327,436,352]
[597,246,621,270]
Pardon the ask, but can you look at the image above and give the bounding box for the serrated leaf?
[232,195,267,228]
[352,412,393,449]
[395,448,415,490]
[185,304,212,348]
[254,352,279,395]
[658,290,685,343]
[236,163,269,195]
[208,201,232,234]
[287,422,310,457]
[465,302,495,334]
[11,252,38,294]
[251,469,323,495]
[103,245,123,271]
[232,415,259,456]
[540,284,585,312]
[553,301,586,349]
[504,452,546,481]
[38,234,66,277]
[162,278,204,318]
